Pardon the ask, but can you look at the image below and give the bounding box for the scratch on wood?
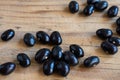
[15,26,21,29]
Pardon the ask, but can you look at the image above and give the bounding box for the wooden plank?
[0,0,120,80]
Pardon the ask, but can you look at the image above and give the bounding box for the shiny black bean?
[70,44,84,58]
[1,29,15,41]
[95,1,108,11]
[69,1,79,13]
[52,46,63,60]
[83,5,94,16]
[84,56,100,67]
[23,33,36,47]
[36,31,50,44]
[0,62,16,75]
[17,53,31,67]
[56,61,70,77]
[108,37,120,46]
[43,60,55,75]
[35,48,51,64]
[116,17,120,27]
[101,41,118,54]
[107,6,119,17]
[50,31,62,45]
[63,51,79,66]
[87,0,100,5]
[96,28,113,40]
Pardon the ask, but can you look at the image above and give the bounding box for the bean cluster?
[0,0,119,77]
[69,0,119,17]
[0,29,98,76]
[96,29,120,54]
[69,1,120,54]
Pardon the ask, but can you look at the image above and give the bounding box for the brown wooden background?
[0,0,120,80]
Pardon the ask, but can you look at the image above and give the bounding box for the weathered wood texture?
[0,0,120,80]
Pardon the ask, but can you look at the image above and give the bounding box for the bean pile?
[0,0,119,77]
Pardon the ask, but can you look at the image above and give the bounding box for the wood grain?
[0,0,120,80]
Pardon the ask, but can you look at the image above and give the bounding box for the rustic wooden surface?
[0,0,120,80]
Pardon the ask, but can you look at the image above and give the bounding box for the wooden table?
[0,0,120,80]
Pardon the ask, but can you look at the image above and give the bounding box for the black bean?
[116,17,120,27]
[107,6,119,17]
[95,1,108,11]
[0,62,16,75]
[101,41,118,54]
[116,26,120,35]
[23,33,36,47]
[56,61,70,77]
[84,56,100,67]
[87,0,100,5]
[69,1,79,13]
[43,60,55,75]
[96,28,113,40]
[1,29,15,41]
[83,5,94,16]
[17,53,31,67]
[63,51,79,66]
[50,31,62,45]
[107,37,120,46]
[35,48,51,64]
[70,44,84,58]
[52,46,63,60]
[36,31,50,44]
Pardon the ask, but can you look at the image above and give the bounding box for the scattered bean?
[35,48,51,64]
[63,51,79,66]
[83,5,94,16]
[84,56,100,67]
[69,1,79,13]
[17,53,31,67]
[23,33,36,47]
[36,31,50,44]
[0,62,16,75]
[1,29,15,41]
[107,37,120,46]
[56,61,70,77]
[95,1,108,11]
[43,60,55,75]
[50,31,62,45]
[101,41,118,54]
[52,46,63,60]
[107,6,119,17]
[96,28,113,40]
[70,44,84,58]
